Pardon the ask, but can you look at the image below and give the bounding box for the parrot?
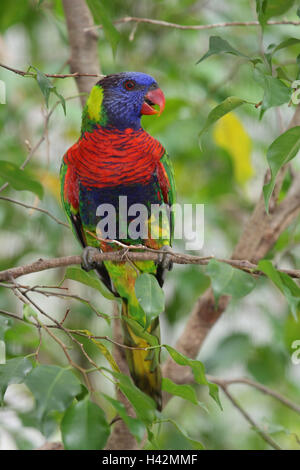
[60,72,176,410]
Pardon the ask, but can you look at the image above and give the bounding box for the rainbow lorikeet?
[60,72,175,409]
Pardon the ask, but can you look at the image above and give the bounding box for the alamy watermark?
[291,80,300,105]
[95,197,204,250]
[291,340,300,365]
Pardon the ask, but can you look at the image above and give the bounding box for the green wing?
[159,151,176,244]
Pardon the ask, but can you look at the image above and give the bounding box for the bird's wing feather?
[157,151,176,245]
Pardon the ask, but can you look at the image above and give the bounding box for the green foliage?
[102,393,146,442]
[157,418,204,450]
[0,161,44,199]
[86,0,120,56]
[266,38,300,69]
[254,66,291,116]
[0,316,12,341]
[112,370,158,426]
[256,0,295,28]
[263,127,300,212]
[25,365,81,421]
[0,357,32,401]
[63,266,115,300]
[61,397,110,450]
[206,259,256,305]
[258,260,300,319]
[164,345,222,409]
[29,66,66,114]
[198,97,249,141]
[162,377,201,407]
[197,36,249,64]
[135,273,165,327]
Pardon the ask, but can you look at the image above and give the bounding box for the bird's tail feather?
[121,301,162,410]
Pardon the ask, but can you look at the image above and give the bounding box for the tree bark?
[62,0,101,106]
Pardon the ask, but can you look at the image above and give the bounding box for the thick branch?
[62,0,101,106]
[2,249,300,282]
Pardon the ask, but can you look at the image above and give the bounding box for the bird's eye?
[124,80,136,91]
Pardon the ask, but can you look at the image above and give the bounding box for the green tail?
[121,301,162,410]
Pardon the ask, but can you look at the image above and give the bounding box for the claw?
[81,246,101,272]
[156,245,173,272]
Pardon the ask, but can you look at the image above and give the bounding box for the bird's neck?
[81,91,142,133]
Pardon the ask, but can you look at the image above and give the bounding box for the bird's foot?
[156,245,173,272]
[81,246,102,272]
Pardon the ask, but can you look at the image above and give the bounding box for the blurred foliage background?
[0,0,300,450]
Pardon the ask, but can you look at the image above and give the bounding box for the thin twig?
[210,377,300,415]
[85,16,300,32]
[219,384,282,450]
[0,93,84,195]
[0,196,69,228]
[0,63,104,79]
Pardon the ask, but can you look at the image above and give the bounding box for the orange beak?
[141,88,165,116]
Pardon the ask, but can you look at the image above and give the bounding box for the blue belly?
[79,176,161,233]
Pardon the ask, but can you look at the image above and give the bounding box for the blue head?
[83,72,165,131]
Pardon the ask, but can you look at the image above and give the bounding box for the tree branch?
[85,16,300,32]
[62,0,102,106]
[2,248,300,282]
[209,376,300,415]
[217,383,282,450]
[0,62,103,80]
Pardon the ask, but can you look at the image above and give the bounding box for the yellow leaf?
[213,112,253,184]
[91,339,120,373]
[35,170,61,200]
[79,329,120,372]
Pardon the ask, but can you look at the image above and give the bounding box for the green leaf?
[23,304,37,322]
[31,66,53,106]
[271,37,300,56]
[25,365,81,421]
[135,273,165,326]
[102,393,146,442]
[256,0,295,28]
[162,377,205,407]
[109,370,157,426]
[86,0,120,56]
[63,267,115,300]
[122,316,161,370]
[78,329,120,372]
[53,89,66,115]
[0,161,44,199]
[159,418,204,450]
[197,36,248,64]
[29,66,66,115]
[263,126,300,212]
[169,420,204,450]
[61,397,110,450]
[198,97,247,140]
[256,0,268,28]
[0,315,12,341]
[0,357,33,401]
[256,73,291,115]
[206,259,256,305]
[265,38,300,70]
[164,345,222,410]
[122,317,160,347]
[258,260,300,319]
